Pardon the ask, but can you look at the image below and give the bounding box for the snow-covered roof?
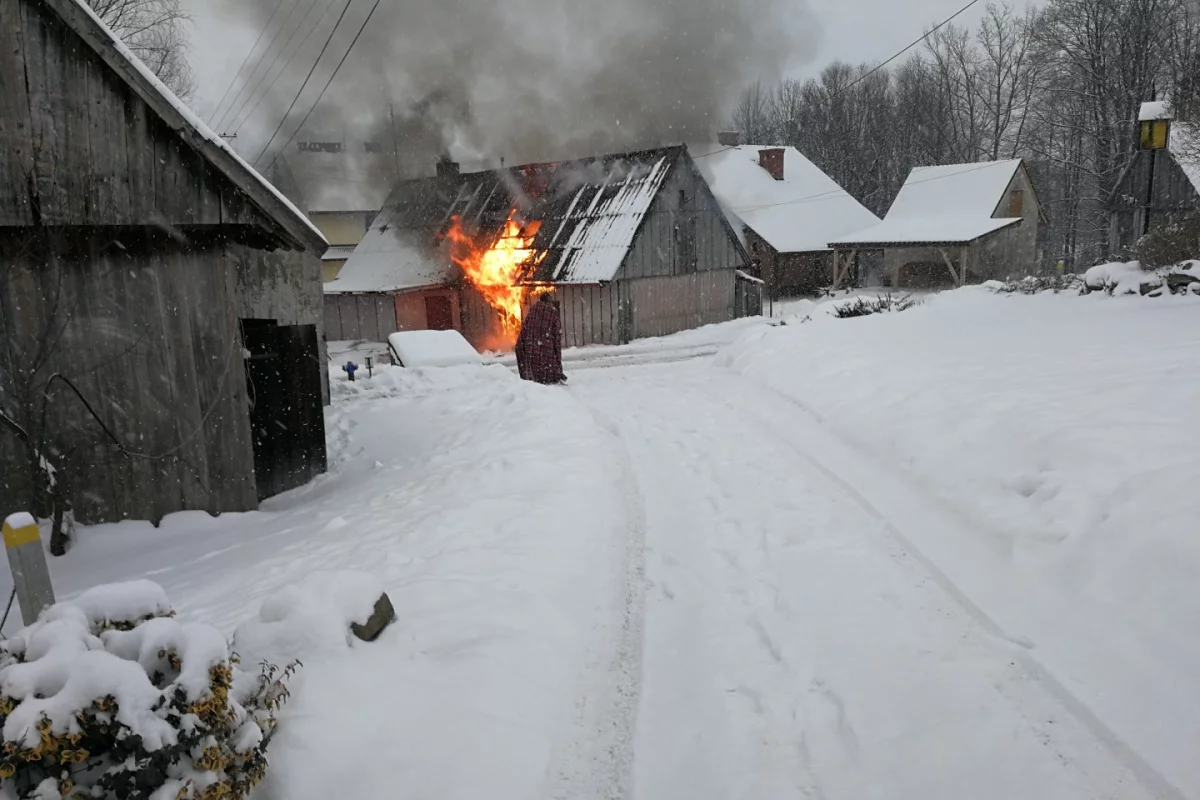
[326,222,451,294]
[1140,100,1174,121]
[1169,122,1200,195]
[689,144,880,253]
[51,0,326,252]
[830,160,1024,246]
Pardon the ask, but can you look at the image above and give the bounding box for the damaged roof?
[333,145,684,292]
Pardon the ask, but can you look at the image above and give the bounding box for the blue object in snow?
[343,361,358,381]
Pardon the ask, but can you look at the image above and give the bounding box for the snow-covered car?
[387,329,483,368]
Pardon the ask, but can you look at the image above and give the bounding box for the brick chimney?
[758,148,784,181]
[718,130,742,147]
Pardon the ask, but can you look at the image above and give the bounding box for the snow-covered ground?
[4,286,1198,799]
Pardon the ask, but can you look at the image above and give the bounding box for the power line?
[227,0,341,135]
[258,0,385,168]
[251,0,358,165]
[205,0,292,127]
[844,0,986,92]
[212,0,323,133]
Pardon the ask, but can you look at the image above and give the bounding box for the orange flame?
[446,209,548,335]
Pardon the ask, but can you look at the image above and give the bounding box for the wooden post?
[3,513,55,626]
[959,245,969,286]
[939,248,958,285]
[831,249,840,289]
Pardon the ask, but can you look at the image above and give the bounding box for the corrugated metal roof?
[336,146,684,291]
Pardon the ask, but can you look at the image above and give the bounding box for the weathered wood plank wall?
[0,230,257,524]
[620,154,746,280]
[231,244,329,403]
[1,0,272,231]
[627,270,736,340]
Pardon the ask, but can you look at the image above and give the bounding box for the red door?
[424,294,453,330]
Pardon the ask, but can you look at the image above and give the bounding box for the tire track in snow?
[541,394,647,800]
[715,375,1188,800]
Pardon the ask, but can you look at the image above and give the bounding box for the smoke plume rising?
[216,0,819,208]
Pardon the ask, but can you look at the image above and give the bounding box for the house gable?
[0,0,324,252]
[618,147,749,280]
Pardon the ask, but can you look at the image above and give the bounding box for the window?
[1008,189,1024,217]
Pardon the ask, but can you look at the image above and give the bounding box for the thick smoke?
[217,0,818,207]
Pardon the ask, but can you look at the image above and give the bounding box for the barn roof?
[331,145,683,293]
[689,144,880,253]
[830,160,1025,247]
[1169,122,1200,196]
[46,0,326,252]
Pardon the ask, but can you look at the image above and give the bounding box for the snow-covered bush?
[1084,260,1200,296]
[988,274,1085,294]
[0,581,298,800]
[1133,214,1200,268]
[829,293,922,318]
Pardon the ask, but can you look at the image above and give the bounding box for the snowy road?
[17,291,1197,800]
[572,359,1159,800]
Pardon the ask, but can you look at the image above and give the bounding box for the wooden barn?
[325,146,760,349]
[1108,101,1200,253]
[689,139,880,299]
[829,159,1044,289]
[0,0,330,525]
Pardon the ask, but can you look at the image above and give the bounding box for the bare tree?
[85,0,194,99]
[976,3,1042,160]
[730,81,776,144]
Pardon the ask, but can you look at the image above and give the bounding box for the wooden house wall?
[1109,148,1200,253]
[627,270,736,340]
[0,0,282,234]
[0,230,257,525]
[619,156,747,280]
[557,283,625,347]
[324,293,394,342]
[231,244,329,403]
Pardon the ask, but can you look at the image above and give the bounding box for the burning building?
[324,145,762,350]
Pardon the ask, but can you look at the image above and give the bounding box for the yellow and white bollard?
[3,512,55,626]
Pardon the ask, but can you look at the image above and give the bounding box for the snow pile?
[717,287,1200,792]
[331,361,514,404]
[388,329,483,368]
[0,581,295,799]
[232,571,386,665]
[1084,260,1200,295]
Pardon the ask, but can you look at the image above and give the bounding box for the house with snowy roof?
[0,0,330,524]
[326,145,760,348]
[829,159,1044,289]
[689,138,881,297]
[1108,101,1200,253]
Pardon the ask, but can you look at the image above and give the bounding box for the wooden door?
[425,294,453,330]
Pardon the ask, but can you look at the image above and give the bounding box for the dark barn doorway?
[242,319,328,501]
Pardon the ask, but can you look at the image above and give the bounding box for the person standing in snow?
[515,294,566,384]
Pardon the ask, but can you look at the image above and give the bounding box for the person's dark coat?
[515,296,566,384]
